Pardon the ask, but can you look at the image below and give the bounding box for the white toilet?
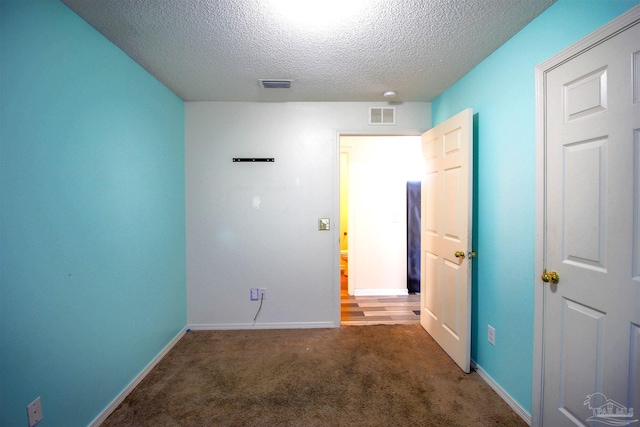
[340,250,348,276]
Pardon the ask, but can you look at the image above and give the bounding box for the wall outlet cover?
[488,325,496,346]
[27,397,43,427]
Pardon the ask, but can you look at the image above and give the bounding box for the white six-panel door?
[539,11,640,426]
[420,108,473,373]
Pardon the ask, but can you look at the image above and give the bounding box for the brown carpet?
[102,324,528,426]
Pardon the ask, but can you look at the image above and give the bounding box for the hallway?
[340,273,420,325]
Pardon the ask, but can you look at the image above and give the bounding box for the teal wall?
[432,0,639,414]
[0,1,186,426]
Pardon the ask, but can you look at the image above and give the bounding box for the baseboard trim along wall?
[85,328,528,425]
[471,360,531,425]
[353,288,409,297]
[188,321,337,330]
[89,327,187,427]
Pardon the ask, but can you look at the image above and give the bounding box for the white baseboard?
[353,288,409,296]
[89,327,187,427]
[88,327,528,426]
[188,321,337,330]
[471,360,531,425]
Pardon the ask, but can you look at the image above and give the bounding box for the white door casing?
[533,6,640,426]
[420,108,473,373]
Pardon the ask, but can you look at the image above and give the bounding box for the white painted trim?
[532,5,640,427]
[188,321,337,330]
[471,360,531,426]
[532,58,546,427]
[537,5,640,74]
[353,288,409,297]
[333,129,342,328]
[339,144,354,298]
[89,327,187,426]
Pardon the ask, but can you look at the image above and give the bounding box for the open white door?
[535,8,640,426]
[420,108,473,373]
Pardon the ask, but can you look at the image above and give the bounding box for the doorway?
[339,134,423,324]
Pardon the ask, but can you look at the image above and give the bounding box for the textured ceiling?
[62,0,556,102]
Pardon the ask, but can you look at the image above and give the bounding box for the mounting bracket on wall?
[232,158,275,162]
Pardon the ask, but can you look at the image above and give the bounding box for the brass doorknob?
[455,251,466,259]
[541,269,559,284]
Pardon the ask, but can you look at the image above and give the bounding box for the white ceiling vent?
[369,107,396,125]
[259,79,292,89]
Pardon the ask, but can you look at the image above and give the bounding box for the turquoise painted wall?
[432,0,640,414]
[0,1,186,426]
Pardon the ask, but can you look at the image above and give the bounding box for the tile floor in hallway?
[341,274,421,325]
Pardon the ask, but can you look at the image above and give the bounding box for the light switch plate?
[318,218,330,231]
[27,397,43,427]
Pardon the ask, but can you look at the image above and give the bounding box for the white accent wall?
[186,102,430,329]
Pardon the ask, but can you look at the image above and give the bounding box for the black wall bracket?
[233,158,274,163]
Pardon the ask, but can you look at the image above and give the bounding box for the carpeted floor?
[102,324,528,426]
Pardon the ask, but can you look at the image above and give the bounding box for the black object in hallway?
[407,181,421,294]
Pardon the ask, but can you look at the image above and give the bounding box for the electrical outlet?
[27,397,43,427]
[488,325,496,346]
[250,288,265,301]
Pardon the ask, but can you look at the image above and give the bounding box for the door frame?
[333,128,425,325]
[532,5,640,426]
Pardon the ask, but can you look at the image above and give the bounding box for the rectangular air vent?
[259,79,292,89]
[369,107,396,125]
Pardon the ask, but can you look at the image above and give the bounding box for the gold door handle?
[455,251,466,259]
[541,269,559,284]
